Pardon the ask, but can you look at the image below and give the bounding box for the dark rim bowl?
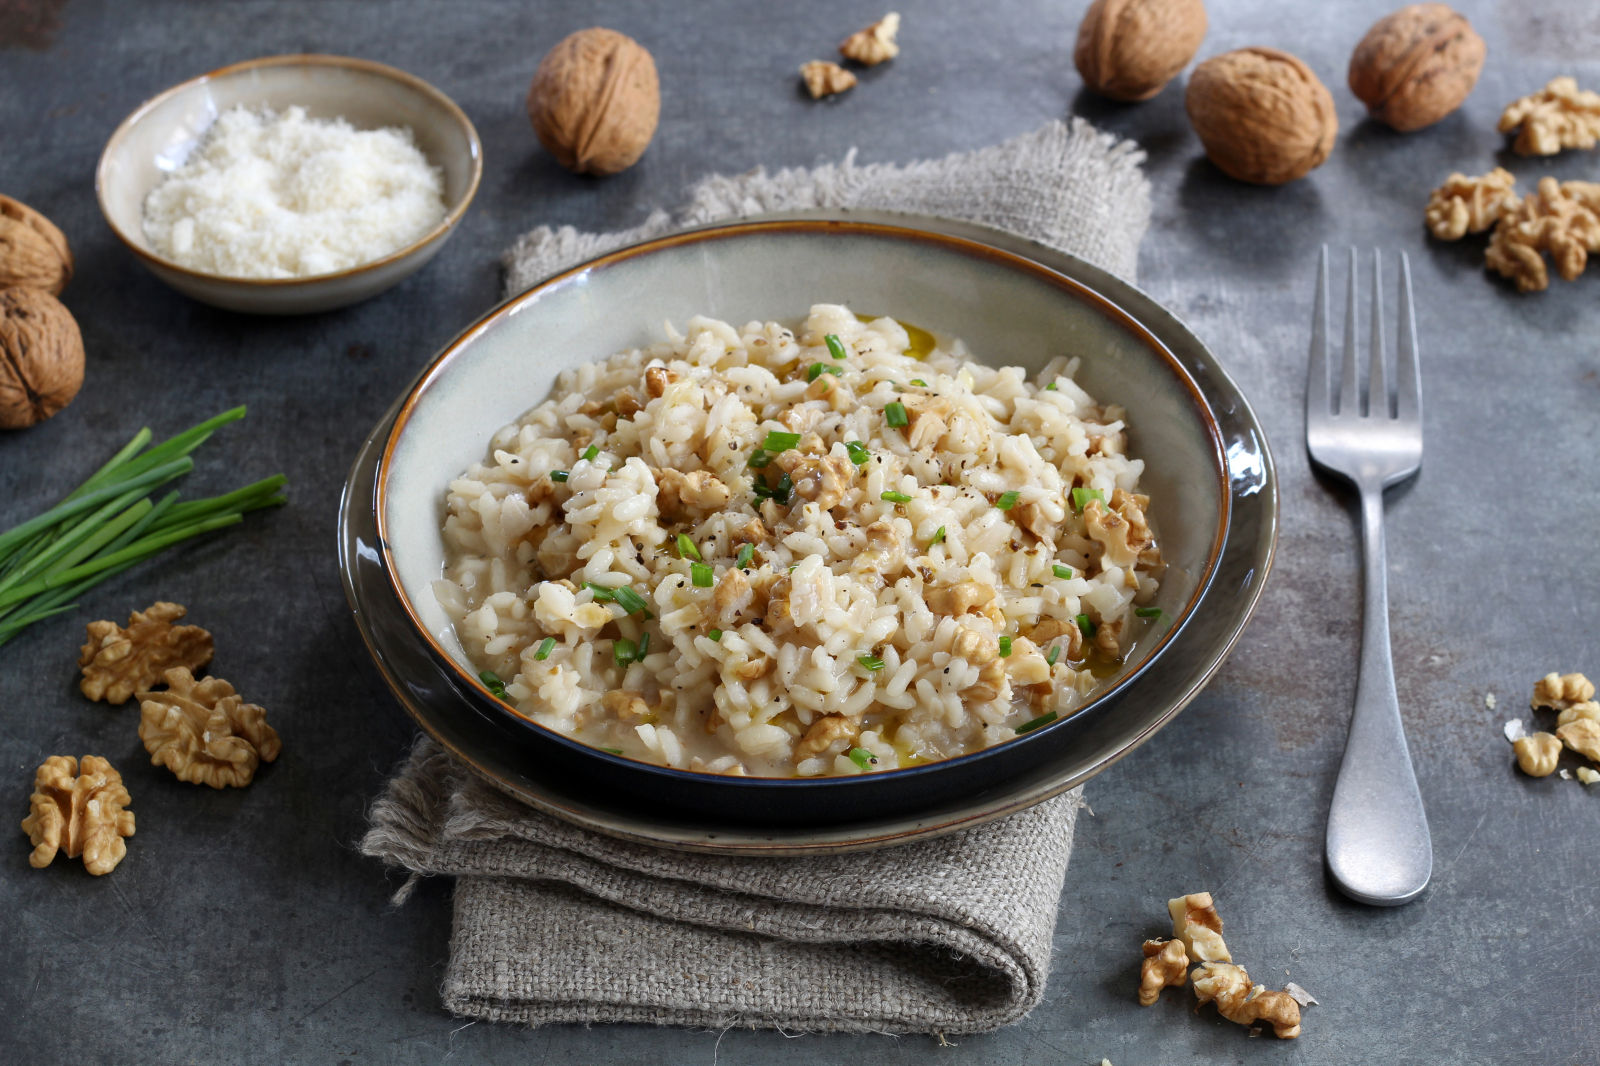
[369,219,1233,827]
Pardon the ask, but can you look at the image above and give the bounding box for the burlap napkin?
[362,118,1150,1034]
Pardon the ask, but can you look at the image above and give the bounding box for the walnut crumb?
[19,755,135,875]
[78,602,213,705]
[138,667,280,789]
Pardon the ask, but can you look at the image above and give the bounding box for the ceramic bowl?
[96,54,481,315]
[357,216,1268,832]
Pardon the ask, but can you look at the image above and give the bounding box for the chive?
[0,457,193,561]
[585,583,616,602]
[858,654,885,671]
[1046,645,1060,666]
[708,628,723,641]
[148,475,287,531]
[847,747,876,769]
[1076,613,1097,638]
[747,449,772,469]
[0,513,243,610]
[0,486,147,597]
[824,334,849,360]
[581,445,600,462]
[534,637,556,660]
[1016,711,1058,735]
[881,491,913,504]
[691,562,714,587]
[638,632,650,658]
[771,472,793,506]
[550,470,569,482]
[999,635,1012,658]
[883,401,909,428]
[1071,486,1106,513]
[677,533,702,561]
[479,670,507,698]
[613,639,638,668]
[736,543,754,568]
[1135,606,1163,619]
[763,430,801,452]
[929,525,946,546]
[807,362,842,382]
[1045,382,1058,391]
[996,490,1020,510]
[68,426,152,500]
[909,378,927,387]
[611,585,651,617]
[600,747,625,755]
[845,441,871,465]
[1053,564,1074,580]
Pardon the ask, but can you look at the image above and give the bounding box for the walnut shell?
[1186,48,1338,185]
[0,286,84,429]
[527,28,660,176]
[1075,0,1208,102]
[0,194,73,295]
[1349,4,1485,132]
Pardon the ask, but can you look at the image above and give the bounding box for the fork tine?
[1369,250,1387,419]
[1340,247,1360,418]
[1308,245,1331,417]
[1396,251,1421,423]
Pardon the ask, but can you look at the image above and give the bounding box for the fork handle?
[1325,483,1433,906]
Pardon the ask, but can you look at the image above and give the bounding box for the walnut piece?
[20,755,135,875]
[654,468,730,521]
[1578,766,1600,785]
[1074,0,1207,103]
[840,12,900,67]
[527,28,660,176]
[1425,168,1520,241]
[1513,732,1562,777]
[1185,48,1338,185]
[795,714,859,762]
[1192,961,1303,1039]
[1485,179,1600,292]
[1138,938,1189,1006]
[1532,671,1595,710]
[1348,4,1485,132]
[1557,702,1600,728]
[1557,718,1600,763]
[1499,77,1600,156]
[79,602,214,705]
[801,60,857,99]
[0,194,74,294]
[0,284,84,429]
[1169,891,1231,962]
[138,667,280,788]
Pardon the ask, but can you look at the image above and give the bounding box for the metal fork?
[1307,246,1432,907]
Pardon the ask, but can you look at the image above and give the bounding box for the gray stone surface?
[2,0,1596,1062]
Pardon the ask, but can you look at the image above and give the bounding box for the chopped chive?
[708,628,723,642]
[929,525,946,547]
[747,448,771,469]
[1135,606,1163,619]
[807,362,842,382]
[999,635,1012,658]
[582,445,600,462]
[584,583,616,602]
[996,490,1020,510]
[691,562,714,587]
[1076,613,1097,638]
[1046,645,1061,666]
[613,639,638,669]
[909,378,927,387]
[1053,564,1074,580]
[638,632,650,658]
[550,470,569,483]
[881,490,913,504]
[479,670,507,698]
[772,472,792,505]
[736,543,754,568]
[824,334,849,360]
[763,430,801,452]
[1016,711,1058,735]
[534,637,556,661]
[611,585,650,617]
[847,747,876,769]
[677,533,702,561]
[1071,486,1106,513]
[600,747,624,755]
[883,401,909,428]
[858,654,885,671]
[845,441,871,465]
[1045,382,1058,391]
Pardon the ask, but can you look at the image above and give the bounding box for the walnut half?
[138,667,280,789]
[79,602,213,705]
[20,755,135,875]
[1138,938,1189,1006]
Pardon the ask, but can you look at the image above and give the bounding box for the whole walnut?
[527,28,660,176]
[1186,48,1338,185]
[0,194,73,295]
[0,286,84,429]
[1349,4,1485,132]
[1075,0,1208,102]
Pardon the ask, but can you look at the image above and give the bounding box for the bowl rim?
[94,52,484,288]
[373,217,1233,786]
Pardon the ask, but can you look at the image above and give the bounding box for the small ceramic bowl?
[96,54,481,315]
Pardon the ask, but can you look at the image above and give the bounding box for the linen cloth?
[363,117,1150,1034]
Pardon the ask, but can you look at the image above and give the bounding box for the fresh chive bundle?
[0,408,286,649]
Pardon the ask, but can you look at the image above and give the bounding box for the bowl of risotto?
[358,216,1258,830]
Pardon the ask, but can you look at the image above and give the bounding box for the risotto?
[433,304,1165,778]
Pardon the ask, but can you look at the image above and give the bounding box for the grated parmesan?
[142,106,447,279]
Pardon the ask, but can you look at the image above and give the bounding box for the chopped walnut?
[795,714,859,762]
[924,581,996,617]
[952,626,999,664]
[1499,77,1600,156]
[602,689,650,721]
[962,658,1008,704]
[777,450,857,511]
[19,755,135,876]
[803,371,854,411]
[655,469,730,521]
[1192,962,1302,1039]
[729,515,768,550]
[840,12,900,66]
[710,566,753,627]
[1486,177,1600,292]
[1557,701,1600,728]
[1513,732,1562,777]
[1012,498,1062,545]
[137,667,281,789]
[1532,671,1595,710]
[643,366,677,398]
[801,60,857,99]
[1024,616,1083,661]
[78,602,214,705]
[1578,766,1600,785]
[1557,718,1600,763]
[1138,938,1189,1006]
[615,387,644,419]
[1169,891,1231,963]
[1084,497,1148,571]
[732,654,773,681]
[1425,169,1520,241]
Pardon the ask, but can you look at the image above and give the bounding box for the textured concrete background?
[2,1,1597,1062]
